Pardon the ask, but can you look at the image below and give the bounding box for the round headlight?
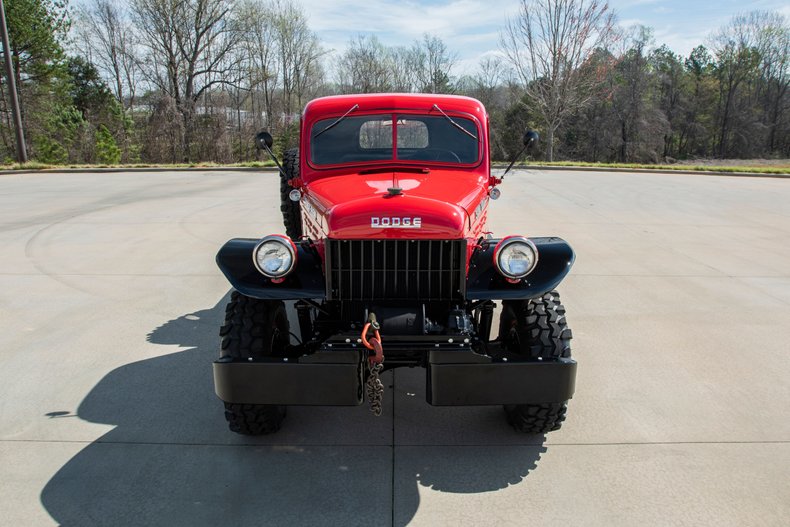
[252,235,296,278]
[494,236,538,279]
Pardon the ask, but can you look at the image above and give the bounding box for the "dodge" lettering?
[371,217,422,228]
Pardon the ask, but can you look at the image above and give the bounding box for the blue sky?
[300,0,790,74]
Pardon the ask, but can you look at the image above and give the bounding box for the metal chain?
[365,362,384,416]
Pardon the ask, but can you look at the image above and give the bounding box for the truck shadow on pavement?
[41,294,546,526]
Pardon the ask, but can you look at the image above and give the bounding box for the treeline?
[0,0,787,165]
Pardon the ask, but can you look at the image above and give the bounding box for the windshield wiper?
[313,104,359,138]
[432,104,478,141]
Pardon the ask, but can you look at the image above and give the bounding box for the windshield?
[310,113,479,166]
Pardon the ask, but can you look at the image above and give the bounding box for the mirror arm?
[261,143,288,180]
[500,143,530,179]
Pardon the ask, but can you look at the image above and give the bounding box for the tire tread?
[219,291,287,435]
[280,148,302,239]
[499,290,573,434]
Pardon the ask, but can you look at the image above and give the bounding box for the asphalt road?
[1,169,788,526]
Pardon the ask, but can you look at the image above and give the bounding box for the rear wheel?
[280,148,302,239]
[219,291,289,435]
[498,290,573,433]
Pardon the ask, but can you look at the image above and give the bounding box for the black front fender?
[216,238,326,299]
[466,237,575,300]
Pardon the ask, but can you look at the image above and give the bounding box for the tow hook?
[362,313,384,416]
[361,313,384,366]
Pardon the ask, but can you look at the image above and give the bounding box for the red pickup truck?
[214,93,576,435]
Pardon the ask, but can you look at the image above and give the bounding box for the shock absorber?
[478,301,495,342]
[295,300,314,344]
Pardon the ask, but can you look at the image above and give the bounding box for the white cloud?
[299,0,790,78]
[300,0,515,39]
[298,0,518,74]
[618,18,647,29]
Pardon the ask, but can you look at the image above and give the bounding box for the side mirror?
[501,129,540,179]
[255,130,274,150]
[523,130,539,149]
[254,130,287,178]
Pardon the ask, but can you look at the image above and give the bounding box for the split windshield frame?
[307,108,483,169]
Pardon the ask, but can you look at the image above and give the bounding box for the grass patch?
[0,160,277,171]
[505,161,790,174]
[2,159,788,174]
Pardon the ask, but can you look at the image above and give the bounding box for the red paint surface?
[296,93,494,248]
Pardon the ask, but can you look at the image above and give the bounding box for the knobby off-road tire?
[219,291,289,435]
[281,148,303,239]
[498,290,573,434]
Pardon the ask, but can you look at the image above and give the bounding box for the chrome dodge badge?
[371,217,422,228]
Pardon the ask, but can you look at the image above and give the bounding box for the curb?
[491,164,790,179]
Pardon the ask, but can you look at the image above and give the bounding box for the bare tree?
[131,0,243,161]
[709,17,762,157]
[470,56,506,106]
[413,34,457,93]
[273,0,324,121]
[237,0,279,131]
[610,26,668,162]
[332,33,456,95]
[501,0,616,160]
[737,11,789,154]
[650,44,689,159]
[76,0,140,113]
[336,35,393,93]
[389,46,421,92]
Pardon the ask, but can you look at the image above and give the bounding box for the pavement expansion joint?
[2,438,789,447]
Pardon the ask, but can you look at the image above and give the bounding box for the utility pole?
[0,0,27,163]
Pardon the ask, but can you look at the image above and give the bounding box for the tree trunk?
[237,103,242,162]
[719,81,736,158]
[181,106,195,163]
[545,126,555,162]
[768,84,786,154]
[620,120,627,162]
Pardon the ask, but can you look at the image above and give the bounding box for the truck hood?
[305,170,487,239]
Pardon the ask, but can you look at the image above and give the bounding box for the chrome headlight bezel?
[493,236,539,279]
[252,235,297,278]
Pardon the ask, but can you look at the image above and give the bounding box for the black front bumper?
[213,350,365,406]
[426,350,576,405]
[213,344,576,407]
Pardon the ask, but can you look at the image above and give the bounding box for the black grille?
[325,239,467,301]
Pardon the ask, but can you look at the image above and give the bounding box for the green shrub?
[95,125,121,164]
[34,137,69,164]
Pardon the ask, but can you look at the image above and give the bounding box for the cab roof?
[302,93,487,121]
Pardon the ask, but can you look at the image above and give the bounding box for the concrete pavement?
[0,169,788,526]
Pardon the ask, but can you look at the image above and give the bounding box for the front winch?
[362,314,385,416]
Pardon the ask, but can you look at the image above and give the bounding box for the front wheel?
[280,148,302,239]
[219,292,289,435]
[498,290,573,433]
